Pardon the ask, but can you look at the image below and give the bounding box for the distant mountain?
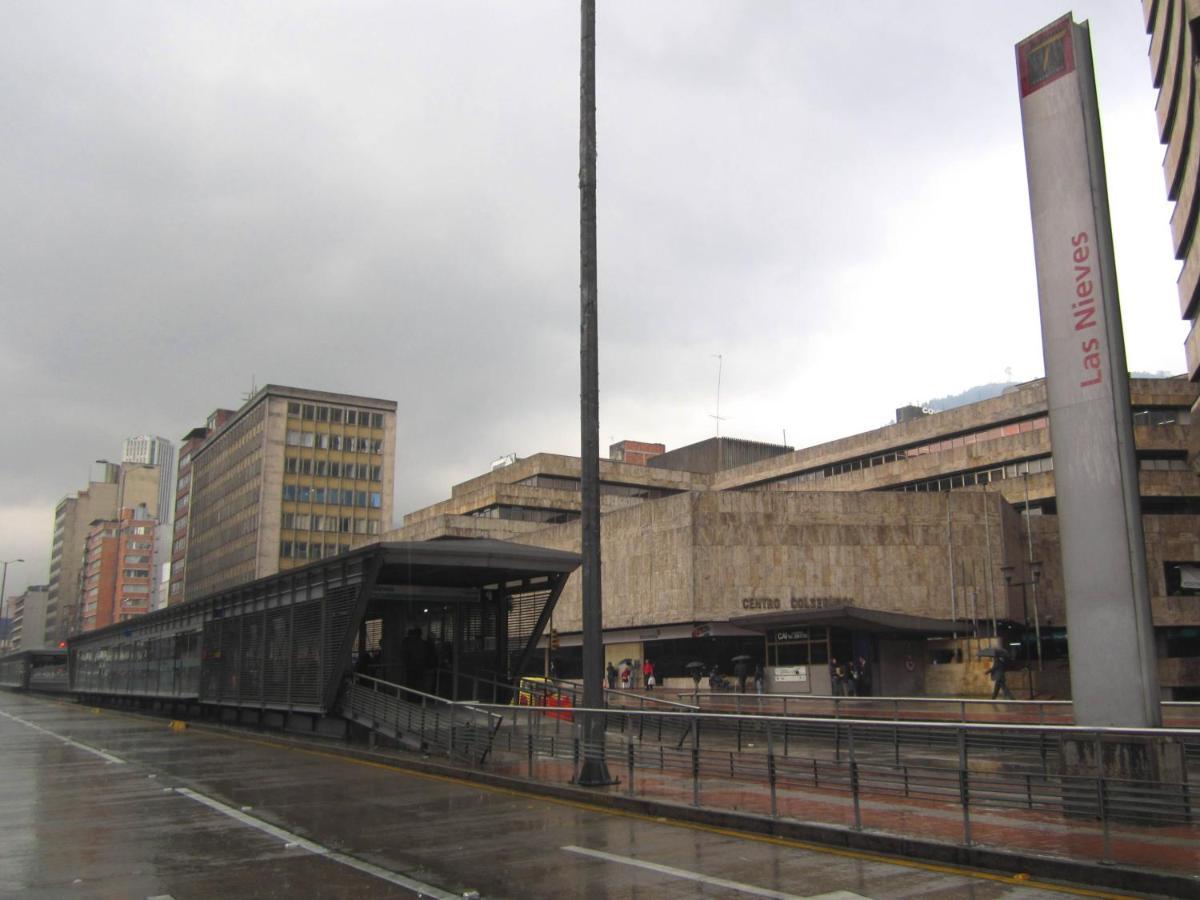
[924,382,1016,413]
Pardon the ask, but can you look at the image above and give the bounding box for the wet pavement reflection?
[0,692,1129,898]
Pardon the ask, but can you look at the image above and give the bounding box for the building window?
[370,413,384,428]
[282,513,295,529]
[330,408,343,424]
[283,484,297,501]
[286,457,299,474]
[370,465,382,481]
[302,404,315,420]
[317,406,329,422]
[300,458,313,475]
[369,492,382,509]
[288,402,300,416]
[316,433,330,450]
[330,435,342,451]
[367,519,381,535]
[1165,562,1200,596]
[281,541,293,558]
[315,460,328,476]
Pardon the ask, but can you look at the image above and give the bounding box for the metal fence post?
[848,721,861,830]
[692,711,701,807]
[527,707,534,779]
[627,734,635,795]
[766,718,777,818]
[958,728,972,846]
[1096,736,1111,864]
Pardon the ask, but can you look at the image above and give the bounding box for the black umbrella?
[684,661,707,670]
[731,654,754,663]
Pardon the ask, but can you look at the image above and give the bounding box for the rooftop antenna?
[243,374,258,404]
[710,354,727,438]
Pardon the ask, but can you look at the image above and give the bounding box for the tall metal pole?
[576,0,612,786]
[1023,472,1043,672]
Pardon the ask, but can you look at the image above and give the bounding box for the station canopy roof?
[371,540,581,590]
[729,605,962,636]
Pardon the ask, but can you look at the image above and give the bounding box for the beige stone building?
[1144,0,1200,465]
[385,376,1200,699]
[45,462,163,643]
[184,386,397,601]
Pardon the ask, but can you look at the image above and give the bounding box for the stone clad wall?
[689,491,1020,624]
[513,489,1023,635]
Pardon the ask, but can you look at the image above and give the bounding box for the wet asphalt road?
[0,691,1118,899]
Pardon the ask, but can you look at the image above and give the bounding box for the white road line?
[173,788,461,899]
[562,845,867,899]
[0,709,126,764]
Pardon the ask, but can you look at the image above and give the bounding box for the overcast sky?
[0,1,1186,601]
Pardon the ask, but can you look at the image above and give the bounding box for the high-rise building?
[1144,1,1200,466]
[46,475,118,643]
[80,505,157,631]
[183,386,397,601]
[5,585,49,650]
[168,409,234,605]
[122,434,176,526]
[46,463,162,643]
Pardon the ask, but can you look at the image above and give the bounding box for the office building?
[183,386,397,601]
[122,434,176,526]
[80,505,157,631]
[385,376,1200,699]
[168,409,234,605]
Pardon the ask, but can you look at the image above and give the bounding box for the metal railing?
[671,690,1200,727]
[409,701,1200,874]
[340,674,504,764]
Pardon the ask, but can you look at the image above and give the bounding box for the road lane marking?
[46,708,1127,900]
[0,709,126,764]
[172,787,462,899]
[562,845,867,899]
[193,727,1132,899]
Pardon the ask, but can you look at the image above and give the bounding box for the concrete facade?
[7,585,49,651]
[384,376,1200,698]
[1144,0,1200,465]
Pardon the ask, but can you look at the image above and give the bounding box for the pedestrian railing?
[671,691,1200,728]
[469,704,1200,874]
[339,673,503,764]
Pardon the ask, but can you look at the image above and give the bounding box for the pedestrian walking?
[753,664,765,694]
[642,659,655,690]
[606,661,617,690]
[829,657,846,696]
[986,654,1014,700]
[733,658,749,693]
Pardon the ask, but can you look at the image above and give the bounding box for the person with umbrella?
[732,655,752,693]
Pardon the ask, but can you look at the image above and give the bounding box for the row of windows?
[280,540,352,560]
[516,474,679,501]
[759,417,1051,490]
[469,504,580,524]
[281,513,381,535]
[282,485,383,507]
[1133,408,1192,426]
[285,431,384,453]
[1140,457,1191,471]
[287,402,385,428]
[284,457,382,480]
[122,569,150,579]
[893,455,1055,493]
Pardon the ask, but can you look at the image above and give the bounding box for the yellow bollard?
[168,720,188,732]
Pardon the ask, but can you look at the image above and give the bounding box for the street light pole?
[1001,561,1043,695]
